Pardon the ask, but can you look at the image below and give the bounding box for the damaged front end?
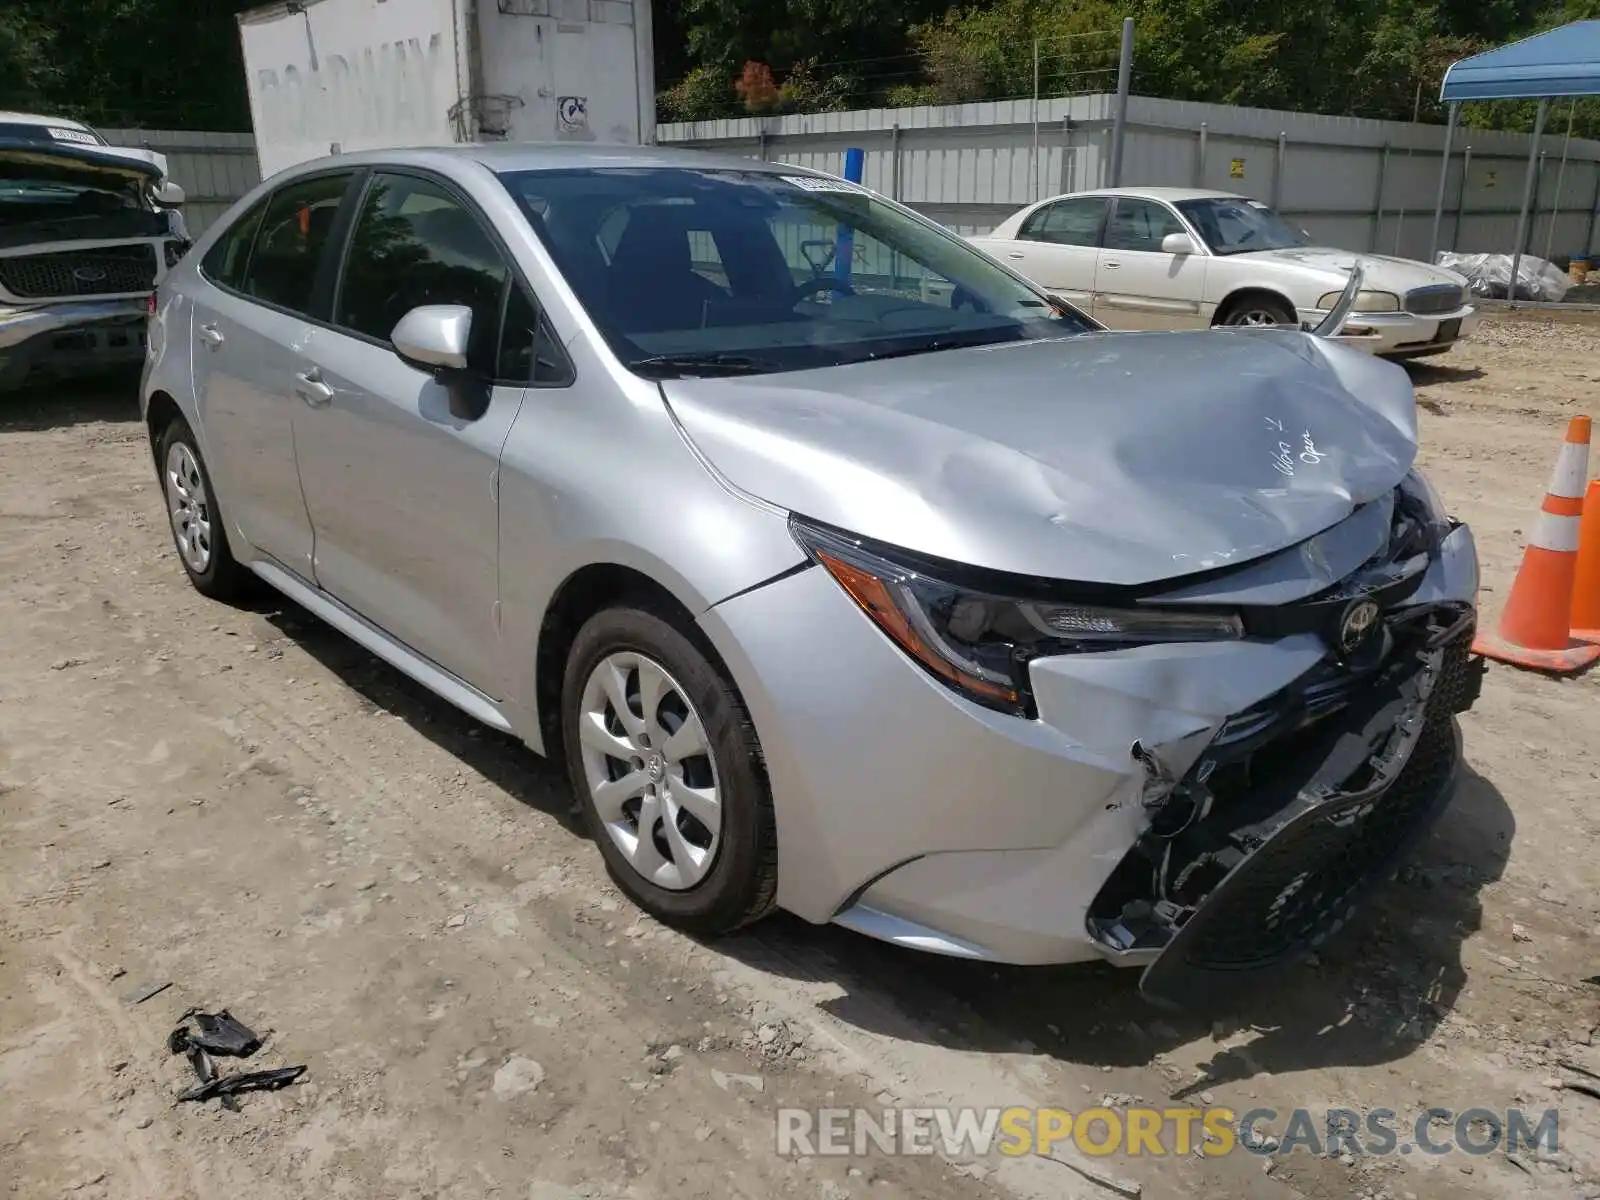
[0,133,187,389]
[1087,490,1486,1010]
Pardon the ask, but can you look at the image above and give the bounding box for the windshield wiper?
[862,330,1023,363]
[629,352,778,378]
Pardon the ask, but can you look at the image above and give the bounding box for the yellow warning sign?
[1229,158,1245,179]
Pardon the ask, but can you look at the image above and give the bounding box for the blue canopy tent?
[1430,21,1600,300]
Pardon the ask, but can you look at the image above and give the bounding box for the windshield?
[497,167,1094,376]
[1175,197,1312,256]
[0,177,140,220]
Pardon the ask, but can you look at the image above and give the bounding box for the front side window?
[1176,197,1311,257]
[1104,199,1186,254]
[335,173,509,375]
[241,173,354,314]
[497,167,1093,377]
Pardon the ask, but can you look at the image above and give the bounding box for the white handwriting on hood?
[1266,416,1328,476]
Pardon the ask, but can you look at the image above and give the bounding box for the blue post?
[835,147,864,285]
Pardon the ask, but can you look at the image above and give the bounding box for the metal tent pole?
[1508,99,1549,309]
[1428,101,1459,263]
[1544,98,1577,262]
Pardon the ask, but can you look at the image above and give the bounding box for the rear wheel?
[157,417,253,602]
[1218,295,1298,328]
[562,605,778,935]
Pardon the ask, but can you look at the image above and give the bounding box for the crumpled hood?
[1254,246,1468,292]
[663,329,1418,586]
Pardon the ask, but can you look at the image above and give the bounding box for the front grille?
[1405,283,1465,316]
[0,244,158,299]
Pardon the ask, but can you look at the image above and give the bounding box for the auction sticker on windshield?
[47,127,99,146]
[781,175,867,194]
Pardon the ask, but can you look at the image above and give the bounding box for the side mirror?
[152,180,186,207]
[392,305,472,373]
[1161,232,1198,256]
[393,304,489,420]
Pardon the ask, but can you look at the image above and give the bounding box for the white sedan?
[970,187,1479,358]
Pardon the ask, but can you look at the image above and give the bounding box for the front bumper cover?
[0,298,151,352]
[1121,608,1481,1010]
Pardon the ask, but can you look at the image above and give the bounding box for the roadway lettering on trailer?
[253,34,449,148]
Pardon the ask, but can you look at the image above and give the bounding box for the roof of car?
[0,111,92,130]
[279,141,816,179]
[1044,186,1247,203]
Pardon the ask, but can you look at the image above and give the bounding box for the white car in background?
[970,187,1478,359]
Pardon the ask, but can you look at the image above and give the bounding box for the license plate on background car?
[1437,318,1461,343]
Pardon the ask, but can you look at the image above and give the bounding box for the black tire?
[155,416,254,603]
[1218,294,1298,328]
[562,605,778,936]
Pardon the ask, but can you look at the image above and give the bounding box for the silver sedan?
[141,145,1483,1008]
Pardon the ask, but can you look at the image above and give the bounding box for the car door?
[291,169,571,698]
[989,197,1106,308]
[188,171,357,577]
[1092,197,1209,331]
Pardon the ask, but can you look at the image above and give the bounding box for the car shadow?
[253,597,580,832]
[1403,360,1484,387]
[233,595,1515,1086]
[0,374,142,432]
[717,763,1512,1088]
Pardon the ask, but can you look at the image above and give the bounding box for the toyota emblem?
[1337,598,1381,657]
[72,266,108,284]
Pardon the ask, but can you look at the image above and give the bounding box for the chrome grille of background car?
[0,245,158,299]
[1404,284,1465,316]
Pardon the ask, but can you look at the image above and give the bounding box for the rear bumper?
[0,299,148,387]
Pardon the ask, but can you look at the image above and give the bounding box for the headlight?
[791,518,1244,717]
[1401,468,1452,534]
[1317,289,1401,313]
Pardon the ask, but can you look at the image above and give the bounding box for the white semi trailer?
[238,0,655,180]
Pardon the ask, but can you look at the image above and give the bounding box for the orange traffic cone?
[1473,416,1600,673]
[1571,478,1600,644]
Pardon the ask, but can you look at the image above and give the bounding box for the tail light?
[146,294,157,315]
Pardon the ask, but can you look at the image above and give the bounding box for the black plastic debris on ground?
[168,1009,305,1111]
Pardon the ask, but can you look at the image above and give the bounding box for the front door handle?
[294,369,334,407]
[1006,251,1025,259]
[198,323,224,347]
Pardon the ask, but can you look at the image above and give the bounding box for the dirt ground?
[3,315,1599,1200]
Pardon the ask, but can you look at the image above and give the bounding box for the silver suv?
[142,144,1482,1008]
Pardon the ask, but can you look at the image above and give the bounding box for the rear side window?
[201,200,267,289]
[1019,198,1107,247]
[241,173,354,314]
[335,173,509,375]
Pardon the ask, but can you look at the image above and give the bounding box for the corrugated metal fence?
[660,94,1600,262]
[100,128,261,238]
[104,94,1600,263]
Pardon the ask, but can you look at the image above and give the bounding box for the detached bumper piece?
[1088,605,1480,1012]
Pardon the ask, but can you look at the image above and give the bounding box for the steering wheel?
[793,275,854,305]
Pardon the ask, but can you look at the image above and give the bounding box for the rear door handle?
[198,323,224,347]
[294,369,334,407]
[1102,260,1122,269]
[1006,252,1025,259]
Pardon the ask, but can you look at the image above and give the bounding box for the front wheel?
[1218,296,1298,327]
[562,605,778,935]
